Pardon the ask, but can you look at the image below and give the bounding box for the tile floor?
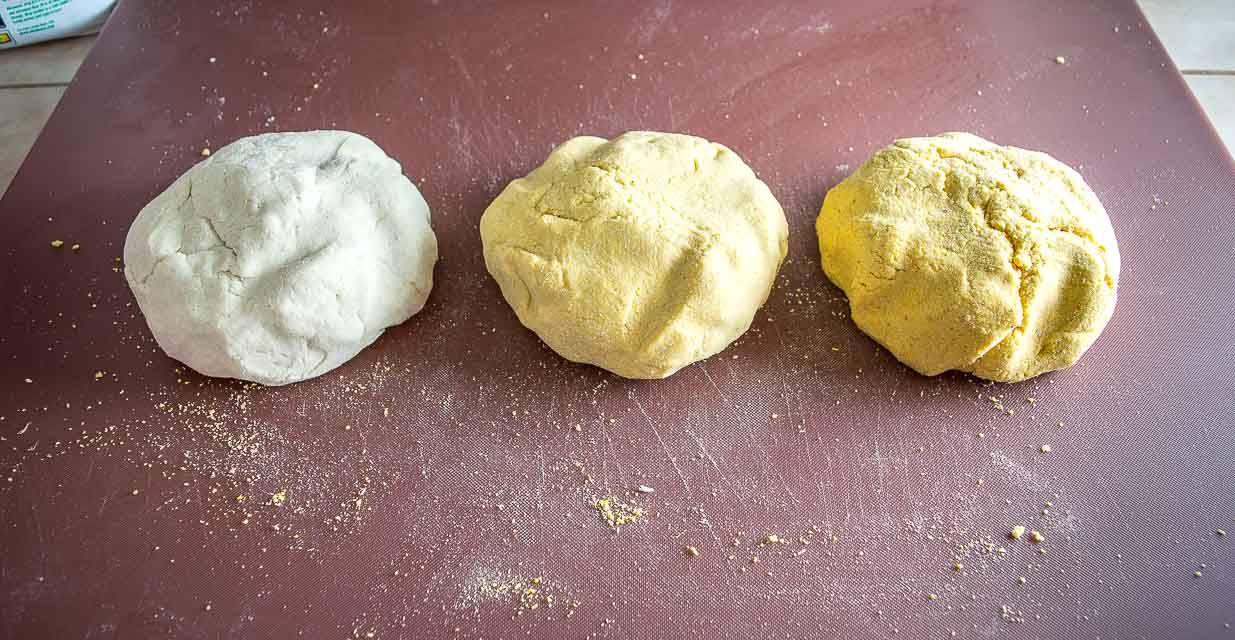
[0,3,1232,198]
[0,35,94,197]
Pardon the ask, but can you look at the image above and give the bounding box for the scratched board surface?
[2,1,1234,638]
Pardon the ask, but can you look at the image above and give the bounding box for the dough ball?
[124,130,437,386]
[817,132,1119,382]
[481,131,788,379]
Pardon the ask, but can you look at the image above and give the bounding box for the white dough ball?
[124,130,437,385]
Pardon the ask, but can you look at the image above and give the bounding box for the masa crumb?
[685,545,699,557]
[592,496,645,529]
[271,490,287,506]
[1029,530,1045,544]
[1009,525,1026,541]
[50,240,65,248]
[469,572,578,619]
[1054,56,1067,65]
[1000,604,1024,623]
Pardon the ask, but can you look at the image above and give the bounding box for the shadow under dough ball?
[816,132,1119,383]
[481,131,789,379]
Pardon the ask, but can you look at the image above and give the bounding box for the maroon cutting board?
[3,1,1233,638]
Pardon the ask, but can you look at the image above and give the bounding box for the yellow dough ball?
[481,131,788,379]
[817,132,1119,382]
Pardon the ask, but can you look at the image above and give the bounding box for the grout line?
[1180,69,1235,77]
[0,81,71,89]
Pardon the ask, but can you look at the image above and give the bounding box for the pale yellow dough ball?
[481,131,788,379]
[817,132,1119,382]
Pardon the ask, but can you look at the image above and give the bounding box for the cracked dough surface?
[124,130,437,385]
[480,131,788,379]
[817,132,1119,382]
